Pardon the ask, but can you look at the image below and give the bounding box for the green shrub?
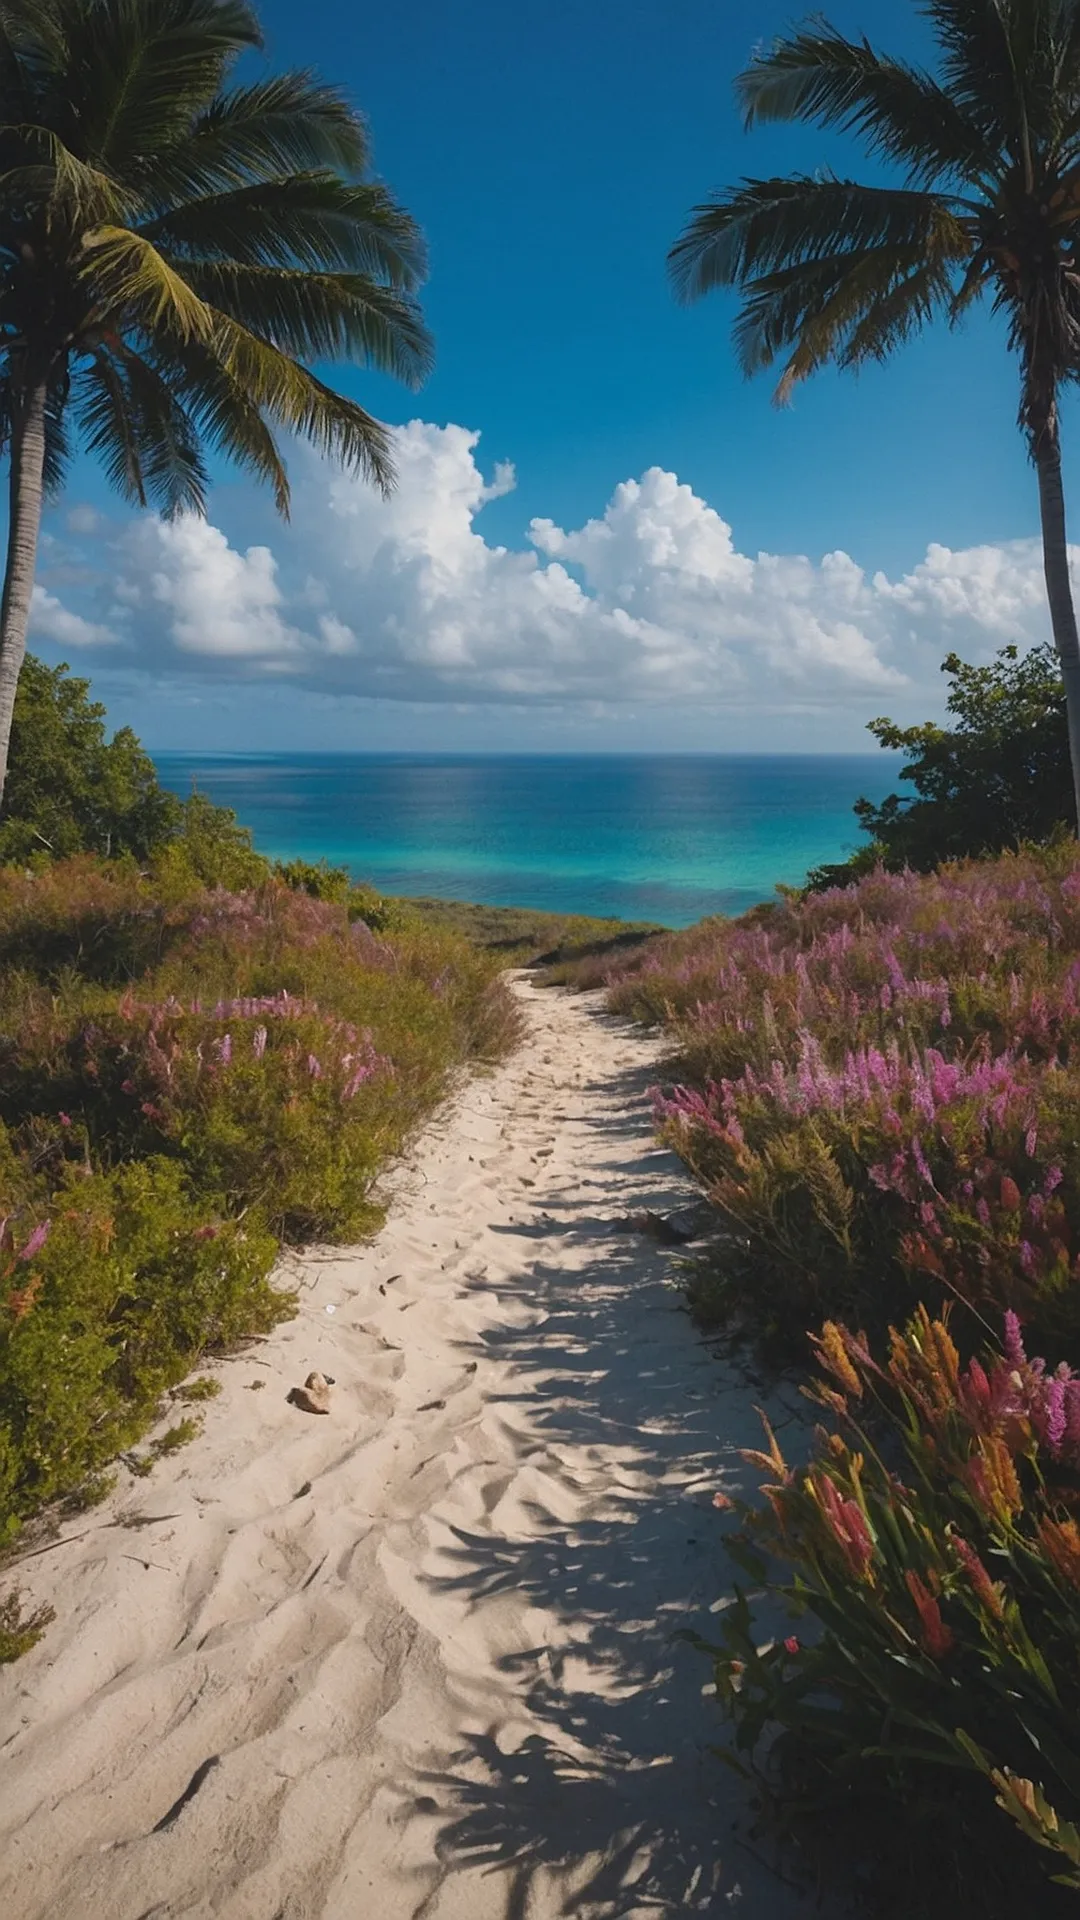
[0,656,180,866]
[0,1152,279,1533]
[807,644,1073,890]
[0,1590,55,1663]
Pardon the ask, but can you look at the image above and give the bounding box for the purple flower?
[252,1026,267,1060]
[213,1033,232,1067]
[307,1053,323,1079]
[1045,1166,1064,1195]
[1026,1126,1039,1158]
[1003,1310,1027,1369]
[1045,1378,1068,1453]
[18,1220,50,1263]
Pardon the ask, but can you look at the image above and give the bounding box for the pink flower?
[1003,1311,1027,1369]
[17,1221,50,1262]
[1026,1126,1039,1158]
[1045,1378,1068,1454]
[783,1636,800,1655]
[58,1113,71,1128]
[252,1026,267,1060]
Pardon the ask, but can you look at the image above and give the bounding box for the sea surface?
[152,752,900,927]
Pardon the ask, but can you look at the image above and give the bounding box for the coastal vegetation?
[808,642,1074,889]
[0,848,518,1539]
[592,846,1080,1908]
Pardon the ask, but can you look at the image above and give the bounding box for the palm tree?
[0,0,431,802]
[670,0,1080,830]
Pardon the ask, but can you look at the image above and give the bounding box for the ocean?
[152,752,900,928]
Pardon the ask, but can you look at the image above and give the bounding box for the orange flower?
[1038,1516,1080,1587]
[7,1272,42,1321]
[814,1321,862,1397]
[905,1570,955,1659]
[966,1435,1022,1524]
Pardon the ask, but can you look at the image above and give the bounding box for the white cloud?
[29,584,115,649]
[65,504,101,536]
[31,421,1070,723]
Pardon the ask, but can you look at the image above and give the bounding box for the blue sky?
[30,0,1073,751]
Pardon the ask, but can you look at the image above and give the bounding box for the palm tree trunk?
[0,369,48,810]
[1035,418,1080,832]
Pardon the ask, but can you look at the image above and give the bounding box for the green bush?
[0,1150,279,1534]
[807,644,1073,890]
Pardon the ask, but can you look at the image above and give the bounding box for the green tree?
[0,651,180,861]
[0,0,431,801]
[807,643,1073,887]
[670,0,1080,831]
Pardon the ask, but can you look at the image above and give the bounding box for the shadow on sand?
[405,1054,812,1919]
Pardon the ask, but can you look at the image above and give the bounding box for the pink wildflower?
[1045,1378,1068,1454]
[17,1220,50,1262]
[252,1026,267,1060]
[1003,1311,1027,1369]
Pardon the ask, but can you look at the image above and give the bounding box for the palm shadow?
[402,1052,816,1917]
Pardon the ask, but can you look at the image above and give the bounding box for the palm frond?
[0,125,127,222]
[736,23,997,190]
[732,246,959,397]
[148,333,290,513]
[73,340,206,514]
[668,175,967,303]
[139,175,427,286]
[78,224,219,342]
[72,346,148,503]
[921,0,1049,161]
[175,261,432,385]
[53,0,261,169]
[210,311,395,496]
[141,71,370,202]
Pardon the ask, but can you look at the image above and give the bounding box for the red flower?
[1000,1175,1022,1213]
[905,1570,955,1658]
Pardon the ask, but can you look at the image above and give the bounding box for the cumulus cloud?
[31,421,1069,722]
[29,584,115,650]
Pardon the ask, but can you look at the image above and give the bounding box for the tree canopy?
[807,643,1073,889]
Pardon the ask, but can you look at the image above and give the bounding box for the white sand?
[0,979,819,1920]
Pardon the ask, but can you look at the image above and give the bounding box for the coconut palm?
[0,0,431,801]
[670,0,1080,829]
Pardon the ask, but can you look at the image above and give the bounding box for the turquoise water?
[153,752,899,927]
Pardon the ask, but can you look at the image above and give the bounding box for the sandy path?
[0,979,816,1920]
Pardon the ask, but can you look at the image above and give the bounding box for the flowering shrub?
[706,1307,1080,1896]
[601,848,1080,1354]
[0,857,520,1532]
